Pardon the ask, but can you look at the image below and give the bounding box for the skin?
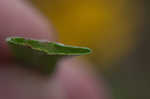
[0,0,109,99]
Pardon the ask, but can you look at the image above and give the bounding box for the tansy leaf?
[6,37,91,75]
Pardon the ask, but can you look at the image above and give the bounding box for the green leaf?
[6,37,91,75]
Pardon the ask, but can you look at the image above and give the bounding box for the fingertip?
[0,0,56,63]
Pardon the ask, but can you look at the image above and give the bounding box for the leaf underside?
[6,37,91,74]
[7,37,91,55]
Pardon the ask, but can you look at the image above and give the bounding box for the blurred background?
[29,0,149,99]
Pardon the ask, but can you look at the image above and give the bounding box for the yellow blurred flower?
[31,0,138,70]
